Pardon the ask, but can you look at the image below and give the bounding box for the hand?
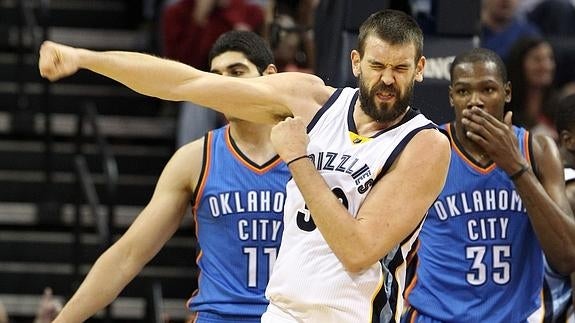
[39,41,80,81]
[462,108,527,174]
[270,116,309,163]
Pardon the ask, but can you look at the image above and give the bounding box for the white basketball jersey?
[265,88,438,322]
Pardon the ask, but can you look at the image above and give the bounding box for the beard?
[358,73,414,123]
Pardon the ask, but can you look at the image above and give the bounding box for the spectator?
[33,288,62,323]
[267,0,317,73]
[517,0,544,17]
[505,37,558,139]
[0,288,62,323]
[528,0,575,36]
[481,0,540,59]
[526,0,575,90]
[161,0,265,146]
[269,14,311,72]
[162,0,265,70]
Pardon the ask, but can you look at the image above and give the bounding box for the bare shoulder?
[405,128,451,166]
[386,128,450,191]
[531,133,559,156]
[265,72,336,123]
[166,137,205,192]
[364,128,450,228]
[389,128,451,194]
[530,133,562,174]
[175,137,204,160]
[527,134,571,208]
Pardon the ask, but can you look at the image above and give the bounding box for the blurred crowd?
[155,0,575,146]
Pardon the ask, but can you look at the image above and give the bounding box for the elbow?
[342,263,364,274]
[339,254,378,274]
[163,86,186,102]
[104,241,143,277]
[548,250,575,275]
[336,241,391,273]
[560,257,575,275]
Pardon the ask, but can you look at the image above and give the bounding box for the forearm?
[53,245,143,322]
[513,171,575,273]
[288,158,370,272]
[77,49,201,102]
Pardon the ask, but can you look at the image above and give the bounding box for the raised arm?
[463,108,575,274]
[38,41,331,124]
[52,140,202,322]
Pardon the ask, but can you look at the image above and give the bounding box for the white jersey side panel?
[565,167,575,182]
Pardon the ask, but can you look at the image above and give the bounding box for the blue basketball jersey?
[541,168,575,323]
[405,123,545,322]
[187,126,290,322]
[543,256,574,323]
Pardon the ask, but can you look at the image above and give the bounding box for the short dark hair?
[449,48,508,84]
[208,31,274,74]
[357,9,423,61]
[555,93,575,133]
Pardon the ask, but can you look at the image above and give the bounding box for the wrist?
[509,164,530,181]
[76,48,92,69]
[286,154,310,167]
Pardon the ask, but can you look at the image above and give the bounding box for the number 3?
[296,187,349,231]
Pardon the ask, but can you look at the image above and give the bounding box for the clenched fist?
[38,41,80,81]
[271,116,309,163]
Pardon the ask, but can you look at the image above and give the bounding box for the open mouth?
[376,91,395,101]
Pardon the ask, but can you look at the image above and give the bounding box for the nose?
[379,68,395,86]
[468,91,483,108]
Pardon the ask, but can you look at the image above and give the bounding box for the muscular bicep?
[355,129,450,258]
[533,135,573,214]
[173,72,330,125]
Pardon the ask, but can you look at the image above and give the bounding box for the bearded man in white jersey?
[39,9,450,322]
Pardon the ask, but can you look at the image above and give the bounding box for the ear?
[448,85,454,107]
[263,64,278,75]
[504,81,512,103]
[351,50,361,77]
[560,129,575,150]
[415,56,426,83]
